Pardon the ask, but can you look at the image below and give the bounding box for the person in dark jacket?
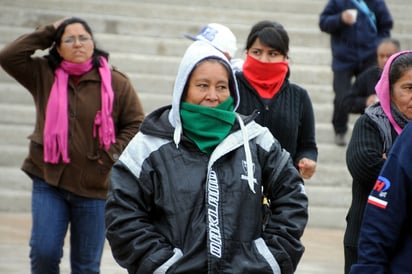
[0,17,145,273]
[105,40,308,274]
[235,20,318,180]
[344,50,412,274]
[349,122,412,274]
[319,0,393,146]
[342,38,400,114]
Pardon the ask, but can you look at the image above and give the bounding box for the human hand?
[53,17,70,30]
[297,158,317,180]
[365,94,379,107]
[341,9,357,25]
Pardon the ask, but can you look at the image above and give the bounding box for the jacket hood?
[168,40,239,147]
[375,50,412,134]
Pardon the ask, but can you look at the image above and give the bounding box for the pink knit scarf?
[375,50,412,135]
[44,57,115,164]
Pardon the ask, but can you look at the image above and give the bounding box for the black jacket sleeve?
[105,161,174,274]
[346,115,386,189]
[260,139,308,273]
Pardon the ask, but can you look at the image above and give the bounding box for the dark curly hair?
[45,17,109,70]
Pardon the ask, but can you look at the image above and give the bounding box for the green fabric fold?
[180,97,236,154]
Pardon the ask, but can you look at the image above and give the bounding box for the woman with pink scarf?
[344,50,412,273]
[0,17,145,273]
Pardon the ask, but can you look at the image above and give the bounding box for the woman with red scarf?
[236,20,318,180]
[0,17,145,273]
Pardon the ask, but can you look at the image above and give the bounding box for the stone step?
[0,0,409,230]
[0,104,35,126]
[306,185,351,209]
[315,121,357,144]
[308,163,351,188]
[0,167,31,191]
[0,145,27,167]
[0,189,31,212]
[0,124,32,147]
[0,7,329,49]
[0,0,410,50]
[313,103,360,124]
[307,205,348,230]
[0,26,33,44]
[0,82,34,106]
[0,0,328,14]
[9,0,405,24]
[0,1,320,29]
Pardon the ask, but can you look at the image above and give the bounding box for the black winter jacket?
[235,72,318,166]
[106,41,308,274]
[105,105,308,274]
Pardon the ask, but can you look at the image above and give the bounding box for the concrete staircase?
[0,0,410,229]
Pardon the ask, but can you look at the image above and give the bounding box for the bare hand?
[365,94,379,107]
[341,10,356,25]
[297,158,317,180]
[53,17,70,30]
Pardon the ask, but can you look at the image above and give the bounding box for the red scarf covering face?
[44,57,115,164]
[242,54,289,99]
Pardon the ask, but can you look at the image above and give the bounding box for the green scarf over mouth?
[180,97,236,155]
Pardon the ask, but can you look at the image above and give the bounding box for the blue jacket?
[319,0,393,71]
[350,122,412,274]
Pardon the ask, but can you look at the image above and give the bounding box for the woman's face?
[57,23,94,63]
[185,60,231,107]
[391,69,412,119]
[377,42,399,69]
[247,38,286,63]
